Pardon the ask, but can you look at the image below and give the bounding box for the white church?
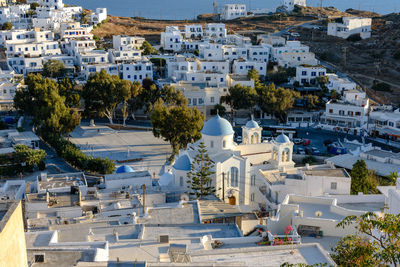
[160,114,295,209]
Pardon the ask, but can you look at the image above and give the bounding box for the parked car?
[291,32,300,37]
[293,138,303,145]
[297,147,306,155]
[302,139,311,146]
[306,147,322,156]
[235,136,242,143]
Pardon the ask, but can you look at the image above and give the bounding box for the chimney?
[41,172,48,182]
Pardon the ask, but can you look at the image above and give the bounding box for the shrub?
[347,34,362,42]
[372,80,391,92]
[302,155,317,165]
[43,133,115,174]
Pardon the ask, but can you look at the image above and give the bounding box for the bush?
[302,155,317,165]
[43,133,115,174]
[0,121,8,130]
[347,34,362,42]
[38,161,46,170]
[372,80,391,92]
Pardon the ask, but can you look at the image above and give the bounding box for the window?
[331,182,337,190]
[210,141,214,148]
[34,254,45,263]
[193,98,197,105]
[302,71,307,75]
[230,167,238,187]
[250,193,255,202]
[180,176,184,187]
[311,72,316,77]
[223,140,226,148]
[329,109,333,114]
[251,175,256,186]
[210,97,215,103]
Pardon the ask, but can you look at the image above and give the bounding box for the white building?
[167,115,296,210]
[104,167,152,190]
[27,0,64,10]
[328,17,372,39]
[221,4,247,20]
[204,23,227,40]
[81,63,118,79]
[0,69,23,110]
[259,164,351,211]
[378,178,400,215]
[7,56,43,75]
[321,89,370,133]
[183,24,203,39]
[76,50,108,67]
[282,0,306,12]
[112,35,145,51]
[368,108,400,142]
[60,22,93,40]
[160,26,183,52]
[232,59,266,76]
[295,66,326,86]
[62,38,96,57]
[327,73,357,93]
[108,49,141,64]
[90,7,107,25]
[0,4,30,25]
[119,60,153,83]
[171,81,227,116]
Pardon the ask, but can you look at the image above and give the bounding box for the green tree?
[330,89,339,100]
[257,83,300,122]
[247,69,262,88]
[58,77,81,108]
[211,104,226,116]
[141,40,158,55]
[30,2,40,9]
[304,94,319,109]
[14,74,80,136]
[222,84,258,120]
[334,212,400,266]
[350,159,378,194]
[316,75,329,90]
[150,100,204,159]
[187,142,216,199]
[82,70,133,124]
[14,144,46,169]
[386,171,399,185]
[43,60,66,78]
[2,22,12,30]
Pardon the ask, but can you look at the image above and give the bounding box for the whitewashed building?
[328,17,372,39]
[27,0,64,10]
[0,69,23,110]
[295,66,326,85]
[232,59,266,76]
[112,35,145,51]
[204,23,227,40]
[160,26,183,52]
[90,7,107,25]
[282,0,306,12]
[119,60,153,83]
[81,63,119,79]
[368,108,400,141]
[321,89,370,133]
[327,73,357,93]
[221,4,247,20]
[183,24,203,39]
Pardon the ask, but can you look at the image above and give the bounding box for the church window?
[230,167,238,187]
[223,140,226,148]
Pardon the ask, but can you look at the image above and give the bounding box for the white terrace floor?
[70,125,171,177]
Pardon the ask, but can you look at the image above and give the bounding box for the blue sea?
[65,0,400,20]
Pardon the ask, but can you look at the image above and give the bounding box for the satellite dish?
[180,193,189,201]
[315,211,322,218]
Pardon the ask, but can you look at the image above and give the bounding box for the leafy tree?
[14,144,46,168]
[2,22,12,30]
[82,70,133,124]
[30,2,40,9]
[222,84,258,118]
[187,142,216,199]
[141,41,157,55]
[211,104,226,116]
[350,159,378,194]
[257,83,300,122]
[304,94,319,109]
[58,77,81,108]
[330,89,339,100]
[14,74,80,136]
[372,80,391,92]
[247,69,262,88]
[386,171,399,185]
[316,75,329,90]
[43,60,66,78]
[150,100,204,159]
[334,212,400,266]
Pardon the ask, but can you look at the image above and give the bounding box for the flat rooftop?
[363,149,400,159]
[70,125,171,178]
[105,170,151,181]
[38,173,86,191]
[142,223,241,240]
[289,201,345,221]
[199,200,244,220]
[146,202,200,224]
[304,168,349,178]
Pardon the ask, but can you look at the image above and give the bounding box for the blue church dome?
[201,114,234,136]
[275,134,291,144]
[116,165,134,173]
[173,155,191,171]
[245,120,260,129]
